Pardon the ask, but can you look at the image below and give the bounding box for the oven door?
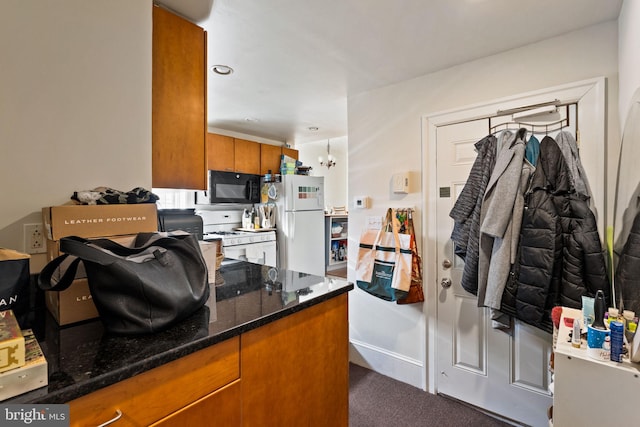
[223,241,277,267]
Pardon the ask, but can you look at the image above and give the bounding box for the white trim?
[349,339,425,389]
[421,77,607,395]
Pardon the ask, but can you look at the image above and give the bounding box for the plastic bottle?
[243,209,251,229]
[610,321,624,362]
[607,308,619,327]
[572,318,581,348]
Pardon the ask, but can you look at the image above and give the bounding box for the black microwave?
[196,171,261,204]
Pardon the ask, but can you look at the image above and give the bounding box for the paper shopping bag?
[0,249,31,315]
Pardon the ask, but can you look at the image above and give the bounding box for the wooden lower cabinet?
[67,295,348,426]
[150,380,241,427]
[68,337,239,427]
[241,294,349,426]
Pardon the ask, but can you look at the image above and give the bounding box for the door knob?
[440,278,452,289]
[442,259,452,269]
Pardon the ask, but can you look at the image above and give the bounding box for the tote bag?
[39,232,210,335]
[397,211,425,304]
[356,209,412,301]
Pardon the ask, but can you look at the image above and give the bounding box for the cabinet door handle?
[97,409,123,427]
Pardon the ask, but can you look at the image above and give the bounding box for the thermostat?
[354,196,370,209]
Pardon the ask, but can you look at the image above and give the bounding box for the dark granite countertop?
[5,260,353,404]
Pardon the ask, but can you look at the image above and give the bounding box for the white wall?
[0,0,152,271]
[297,136,348,211]
[619,0,640,129]
[347,21,620,389]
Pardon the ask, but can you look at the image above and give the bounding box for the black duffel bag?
[39,232,210,335]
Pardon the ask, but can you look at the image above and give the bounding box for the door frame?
[421,77,606,393]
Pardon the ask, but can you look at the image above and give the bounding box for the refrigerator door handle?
[290,213,295,240]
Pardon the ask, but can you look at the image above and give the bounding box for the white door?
[435,119,553,426]
[427,78,605,427]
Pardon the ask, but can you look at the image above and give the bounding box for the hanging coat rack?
[390,207,414,233]
[489,104,576,134]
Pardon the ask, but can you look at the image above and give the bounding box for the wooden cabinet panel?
[69,337,239,427]
[207,133,235,171]
[150,380,241,427]
[234,138,261,174]
[241,294,349,426]
[152,5,206,189]
[282,147,299,161]
[260,144,282,175]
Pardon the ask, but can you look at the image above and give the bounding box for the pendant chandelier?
[318,139,336,169]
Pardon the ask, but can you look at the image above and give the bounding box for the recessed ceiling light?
[211,65,234,75]
[308,126,319,131]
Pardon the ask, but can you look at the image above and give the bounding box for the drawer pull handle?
[97,409,123,427]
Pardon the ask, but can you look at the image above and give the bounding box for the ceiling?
[157,0,622,145]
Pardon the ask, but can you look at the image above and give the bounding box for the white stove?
[197,209,277,266]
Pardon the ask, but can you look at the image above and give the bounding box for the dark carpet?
[349,363,514,427]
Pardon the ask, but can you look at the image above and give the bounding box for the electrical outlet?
[24,223,46,254]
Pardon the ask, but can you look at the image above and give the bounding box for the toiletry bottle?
[572,318,582,348]
[623,310,636,342]
[608,308,619,327]
[242,209,250,229]
[610,321,624,362]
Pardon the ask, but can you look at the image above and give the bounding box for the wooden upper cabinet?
[207,133,235,172]
[283,147,299,161]
[260,144,282,175]
[234,139,261,174]
[206,133,296,175]
[152,6,206,189]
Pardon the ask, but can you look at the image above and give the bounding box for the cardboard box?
[0,310,25,373]
[199,240,221,284]
[45,278,99,326]
[44,235,138,326]
[0,329,47,400]
[45,234,138,278]
[42,203,158,241]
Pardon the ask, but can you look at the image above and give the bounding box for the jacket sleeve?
[562,200,611,308]
[615,221,640,314]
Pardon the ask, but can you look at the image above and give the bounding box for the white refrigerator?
[268,175,325,276]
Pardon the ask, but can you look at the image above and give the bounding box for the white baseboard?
[349,339,425,390]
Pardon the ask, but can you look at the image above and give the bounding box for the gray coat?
[477,129,528,312]
[555,130,596,215]
[449,134,498,295]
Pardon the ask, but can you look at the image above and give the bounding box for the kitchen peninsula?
[7,261,353,426]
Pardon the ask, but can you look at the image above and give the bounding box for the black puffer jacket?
[615,210,640,314]
[501,136,609,332]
